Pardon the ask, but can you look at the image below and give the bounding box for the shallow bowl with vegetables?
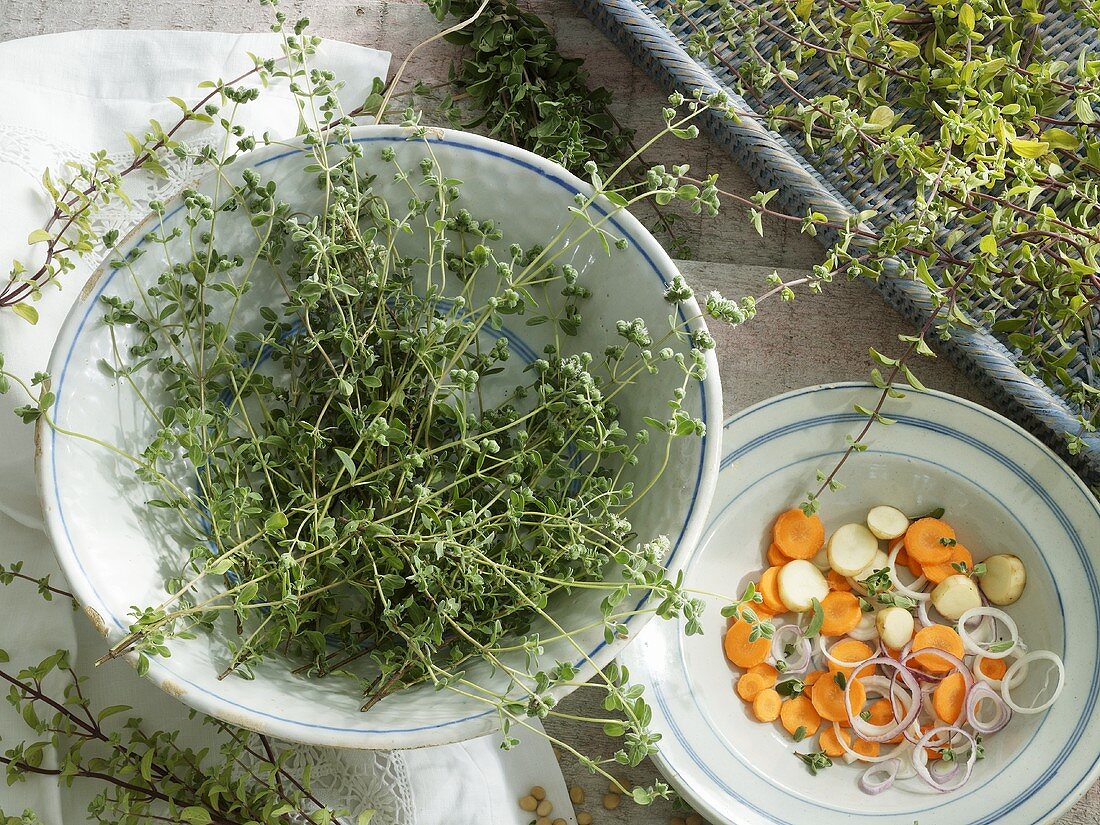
[36,125,722,749]
[621,382,1100,824]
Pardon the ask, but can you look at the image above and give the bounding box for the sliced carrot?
[907,555,924,579]
[752,688,782,722]
[780,694,822,736]
[819,725,850,758]
[932,671,967,724]
[896,546,910,566]
[772,509,825,560]
[724,620,771,668]
[803,670,827,696]
[820,591,862,636]
[811,672,865,723]
[758,566,787,613]
[826,569,852,592]
[979,657,1008,680]
[911,625,965,674]
[749,663,779,689]
[904,517,956,565]
[737,672,768,702]
[867,698,904,743]
[853,738,881,758]
[767,542,789,566]
[922,544,974,584]
[825,639,876,680]
[883,646,902,662]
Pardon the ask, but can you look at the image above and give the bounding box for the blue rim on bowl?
[36,125,724,748]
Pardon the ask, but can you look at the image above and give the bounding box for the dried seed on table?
[686,815,703,825]
[577,813,594,825]
[553,820,566,825]
[569,784,586,804]
[531,786,547,801]
[603,793,622,810]
[536,799,553,816]
[536,818,551,825]
[672,818,687,825]
[519,795,538,812]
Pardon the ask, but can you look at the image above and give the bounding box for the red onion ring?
[912,726,977,792]
[845,657,922,742]
[859,758,901,794]
[966,680,1012,734]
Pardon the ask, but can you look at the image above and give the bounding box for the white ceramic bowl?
[37,126,722,748]
[622,383,1100,824]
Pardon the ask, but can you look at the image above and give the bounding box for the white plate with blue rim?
[621,383,1100,824]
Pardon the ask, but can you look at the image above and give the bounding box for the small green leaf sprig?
[0,571,365,825]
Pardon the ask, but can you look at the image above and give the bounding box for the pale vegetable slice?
[931,574,982,621]
[778,559,829,612]
[866,506,909,540]
[810,546,831,572]
[979,554,1026,606]
[827,523,879,577]
[852,549,889,585]
[876,606,915,650]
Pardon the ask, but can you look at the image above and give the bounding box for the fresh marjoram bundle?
[8,11,769,796]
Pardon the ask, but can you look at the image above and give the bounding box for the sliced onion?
[912,726,977,792]
[966,680,1012,733]
[1001,650,1065,715]
[957,607,1020,659]
[846,657,922,742]
[887,540,931,602]
[859,758,901,794]
[771,625,813,674]
[819,635,875,673]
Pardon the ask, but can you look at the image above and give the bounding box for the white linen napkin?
[0,29,574,825]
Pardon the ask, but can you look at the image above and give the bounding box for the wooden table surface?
[2,1,1097,822]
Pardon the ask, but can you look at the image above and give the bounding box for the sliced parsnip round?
[777,559,829,613]
[931,574,982,621]
[827,523,879,577]
[979,554,1026,605]
[866,505,909,540]
[810,546,831,572]
[876,606,915,650]
[852,549,889,585]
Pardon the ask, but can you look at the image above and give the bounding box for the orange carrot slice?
[932,671,967,724]
[911,625,965,674]
[767,542,789,566]
[772,509,825,560]
[780,694,822,736]
[826,569,852,592]
[853,738,881,758]
[904,518,956,565]
[758,566,787,613]
[811,672,865,723]
[753,688,782,722]
[979,657,1008,680]
[819,726,850,757]
[826,639,876,680]
[724,620,771,668]
[820,591,862,636]
[922,544,974,584]
[736,672,768,702]
[749,663,779,689]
